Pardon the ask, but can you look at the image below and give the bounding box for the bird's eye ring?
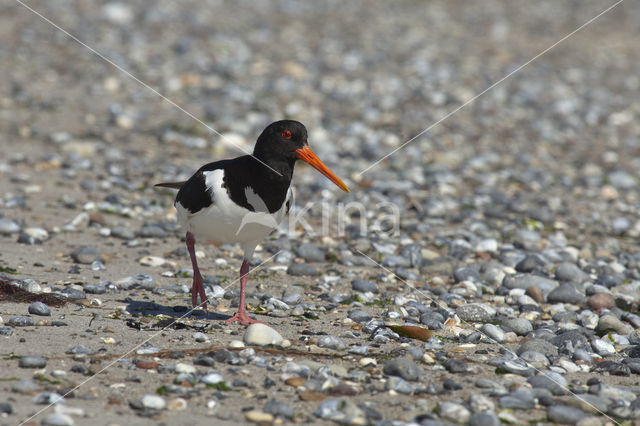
[281,130,292,139]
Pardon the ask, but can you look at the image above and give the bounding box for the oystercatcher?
[156,120,349,325]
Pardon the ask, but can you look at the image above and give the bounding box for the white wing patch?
[236,187,279,235]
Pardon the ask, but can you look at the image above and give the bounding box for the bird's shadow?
[125,299,229,322]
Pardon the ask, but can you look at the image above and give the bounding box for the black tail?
[155,181,186,189]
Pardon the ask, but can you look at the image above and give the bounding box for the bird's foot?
[225,311,266,326]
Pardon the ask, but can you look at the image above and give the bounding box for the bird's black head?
[253,120,308,162]
[253,120,349,192]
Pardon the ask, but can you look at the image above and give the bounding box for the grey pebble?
[519,351,550,368]
[383,357,421,381]
[263,399,294,419]
[19,355,47,368]
[12,379,39,393]
[28,301,51,316]
[138,224,167,238]
[34,392,63,405]
[550,331,589,352]
[443,358,468,373]
[515,254,545,273]
[295,244,325,262]
[528,372,568,395]
[84,284,107,294]
[17,231,42,245]
[501,317,533,335]
[116,273,155,290]
[66,344,93,355]
[555,262,589,282]
[317,335,346,350]
[547,405,588,424]
[70,245,101,264]
[287,263,318,276]
[499,360,535,377]
[0,218,20,235]
[517,339,558,357]
[503,274,558,294]
[386,376,413,394]
[192,332,208,342]
[0,402,12,414]
[499,389,535,410]
[468,412,501,426]
[547,283,586,305]
[283,293,302,304]
[111,226,135,240]
[59,288,86,300]
[8,316,34,327]
[348,309,372,323]
[400,244,422,268]
[456,303,495,322]
[453,266,480,283]
[351,279,378,293]
[481,323,505,343]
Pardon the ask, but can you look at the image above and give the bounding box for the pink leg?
[226,259,265,325]
[186,232,207,313]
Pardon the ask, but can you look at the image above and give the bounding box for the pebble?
[481,323,505,343]
[70,245,101,264]
[456,303,496,322]
[588,293,615,310]
[295,244,325,262]
[555,262,589,282]
[525,286,545,303]
[245,410,274,423]
[438,401,471,424]
[66,344,93,355]
[0,218,20,235]
[111,226,135,240]
[347,309,372,323]
[141,394,166,410]
[168,398,187,411]
[192,332,208,342]
[313,398,366,424]
[28,301,51,316]
[287,263,319,276]
[263,400,294,419]
[501,317,533,335]
[351,279,379,293]
[201,373,224,385]
[243,323,284,346]
[19,355,47,368]
[12,380,40,397]
[597,314,633,335]
[547,405,588,424]
[317,335,347,350]
[41,414,74,426]
[383,357,421,381]
[468,412,501,426]
[0,402,12,414]
[547,283,586,305]
[469,393,495,413]
[8,316,35,327]
[528,372,567,395]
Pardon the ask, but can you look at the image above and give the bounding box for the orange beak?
[295,145,350,192]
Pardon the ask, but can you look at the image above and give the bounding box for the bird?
[156,120,349,325]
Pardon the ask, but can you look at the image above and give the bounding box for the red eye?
[281,130,292,139]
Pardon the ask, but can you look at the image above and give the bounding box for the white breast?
[175,169,290,249]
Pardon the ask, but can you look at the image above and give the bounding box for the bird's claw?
[225,311,266,326]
